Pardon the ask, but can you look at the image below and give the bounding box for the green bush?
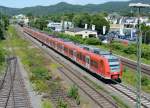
[57,98,68,108]
[42,100,53,108]
[68,85,80,105]
[31,67,51,80]
[142,76,149,86]
[33,80,49,93]
[0,48,6,65]
[58,33,84,44]
[111,42,125,51]
[85,38,101,45]
[142,45,150,60]
[70,35,84,44]
[107,42,150,61]
[123,44,136,55]
[68,85,78,99]
[123,67,128,73]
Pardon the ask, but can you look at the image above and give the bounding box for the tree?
[141,24,150,44]
[26,12,34,19]
[2,15,9,30]
[73,13,91,28]
[0,13,9,40]
[64,13,74,21]
[0,24,4,40]
[34,18,48,30]
[91,14,110,34]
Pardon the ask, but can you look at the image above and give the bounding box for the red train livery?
[23,27,123,80]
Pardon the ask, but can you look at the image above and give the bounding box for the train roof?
[78,45,119,60]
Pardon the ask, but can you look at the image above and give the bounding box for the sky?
[0,0,129,8]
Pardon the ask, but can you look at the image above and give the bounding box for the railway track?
[20,27,150,108]
[120,56,150,76]
[0,57,31,108]
[57,64,118,108]
[50,89,79,108]
[109,81,150,108]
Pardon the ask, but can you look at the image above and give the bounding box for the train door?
[62,45,64,54]
[100,60,104,76]
[73,50,77,61]
[85,56,90,69]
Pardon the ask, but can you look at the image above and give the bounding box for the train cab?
[105,55,122,79]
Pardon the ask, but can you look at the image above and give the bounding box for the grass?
[6,26,52,93]
[42,99,53,108]
[50,63,59,70]
[6,25,63,96]
[5,25,74,107]
[0,40,9,75]
[122,67,150,93]
[111,95,130,108]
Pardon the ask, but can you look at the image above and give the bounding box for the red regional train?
[23,27,123,80]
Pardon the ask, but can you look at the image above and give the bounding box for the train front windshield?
[108,58,121,73]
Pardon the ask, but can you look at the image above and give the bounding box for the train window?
[85,56,90,64]
[73,50,77,57]
[77,52,82,60]
[79,53,82,60]
[57,44,60,49]
[77,53,80,58]
[94,50,99,54]
[64,47,68,52]
[69,50,73,55]
[91,60,98,69]
[108,59,118,62]
[59,45,62,50]
[94,61,98,69]
[82,55,85,62]
[91,60,93,65]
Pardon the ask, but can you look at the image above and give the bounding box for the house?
[47,22,62,32]
[14,14,29,25]
[107,13,121,24]
[47,21,74,32]
[120,17,149,28]
[65,27,98,38]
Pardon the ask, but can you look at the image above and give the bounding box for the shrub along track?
[0,57,32,108]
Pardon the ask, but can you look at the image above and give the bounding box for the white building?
[47,22,62,32]
[14,14,29,25]
[47,21,74,32]
[65,27,98,38]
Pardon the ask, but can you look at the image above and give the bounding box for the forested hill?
[0,0,150,16]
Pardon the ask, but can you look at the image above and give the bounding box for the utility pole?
[129,3,150,108]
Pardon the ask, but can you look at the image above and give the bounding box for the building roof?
[66,28,97,33]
